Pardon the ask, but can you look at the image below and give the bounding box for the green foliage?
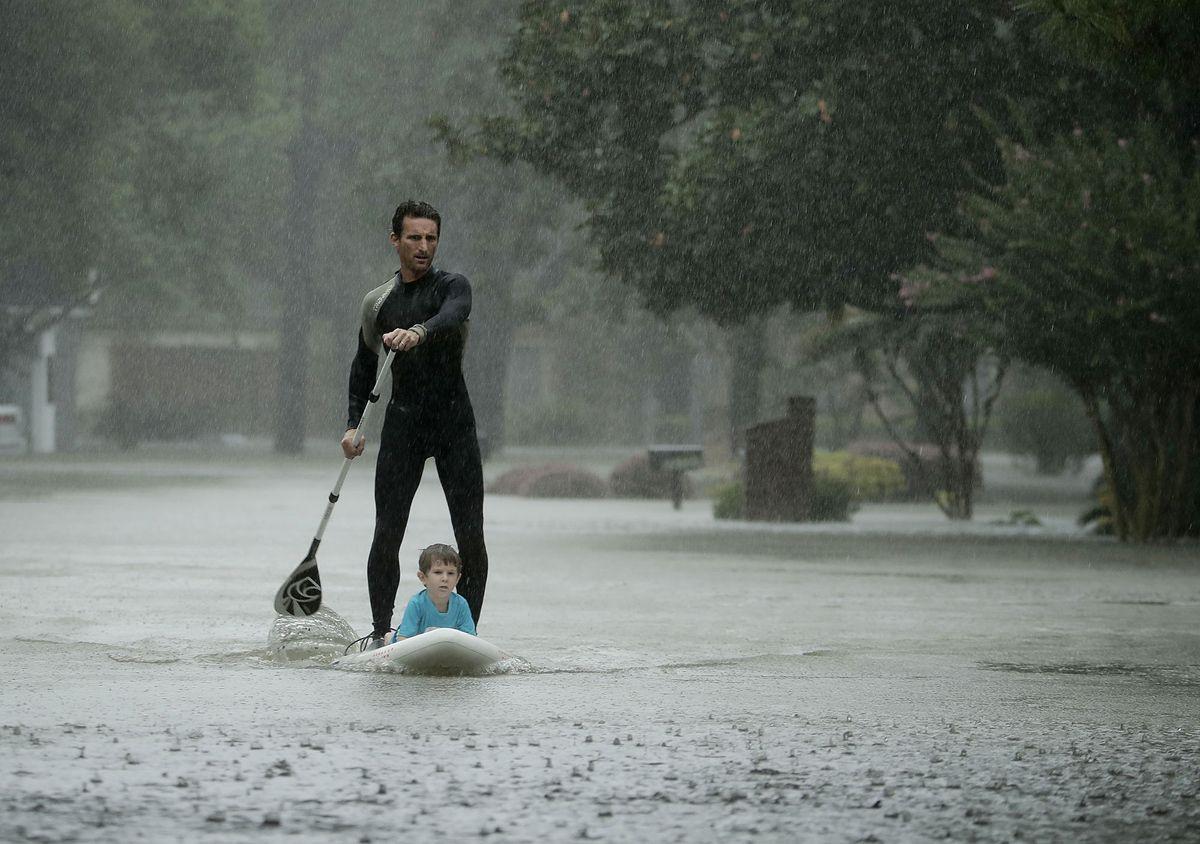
[447,1,1132,449]
[4,1,591,453]
[1,0,262,367]
[809,474,860,522]
[914,120,1200,539]
[990,509,1043,527]
[846,440,946,501]
[0,1,261,276]
[258,0,587,450]
[710,472,859,522]
[995,384,1095,474]
[462,1,1080,323]
[1022,0,1200,117]
[921,123,1200,382]
[813,309,1004,519]
[711,481,745,521]
[813,451,907,502]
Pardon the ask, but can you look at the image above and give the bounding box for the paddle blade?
[274,540,322,616]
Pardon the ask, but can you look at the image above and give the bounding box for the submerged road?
[1,453,1197,841]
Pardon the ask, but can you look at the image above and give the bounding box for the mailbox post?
[647,444,704,509]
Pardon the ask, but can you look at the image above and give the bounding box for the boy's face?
[417,558,461,601]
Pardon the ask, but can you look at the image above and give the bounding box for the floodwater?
[1,451,1198,842]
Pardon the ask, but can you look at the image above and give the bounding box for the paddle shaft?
[312,347,396,544]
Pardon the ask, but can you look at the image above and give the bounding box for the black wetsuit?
[346,267,487,636]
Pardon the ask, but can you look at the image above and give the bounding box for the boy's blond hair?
[418,543,462,575]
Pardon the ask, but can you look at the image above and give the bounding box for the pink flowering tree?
[910,123,1200,540]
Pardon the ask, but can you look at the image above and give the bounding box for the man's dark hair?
[391,200,441,236]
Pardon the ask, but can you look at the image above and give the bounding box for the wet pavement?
[1,452,1198,841]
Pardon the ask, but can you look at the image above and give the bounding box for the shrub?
[487,466,537,495]
[846,439,971,500]
[813,451,906,502]
[996,388,1095,474]
[709,475,857,522]
[712,481,744,520]
[809,474,859,521]
[487,464,606,499]
[609,454,695,500]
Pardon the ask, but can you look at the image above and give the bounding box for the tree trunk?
[860,324,1003,521]
[274,108,319,453]
[727,325,765,452]
[274,17,343,454]
[464,276,514,459]
[1080,378,1200,542]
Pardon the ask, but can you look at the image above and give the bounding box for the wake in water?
[266,607,357,664]
[266,607,531,674]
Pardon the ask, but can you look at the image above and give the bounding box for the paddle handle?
[313,347,396,544]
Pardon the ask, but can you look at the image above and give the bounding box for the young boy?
[391,544,477,642]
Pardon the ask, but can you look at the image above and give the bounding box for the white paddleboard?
[332,627,508,674]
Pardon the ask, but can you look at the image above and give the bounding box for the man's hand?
[341,428,365,459]
[383,328,421,351]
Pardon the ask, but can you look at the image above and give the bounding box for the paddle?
[274,347,397,616]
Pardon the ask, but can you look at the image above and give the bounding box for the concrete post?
[30,326,57,453]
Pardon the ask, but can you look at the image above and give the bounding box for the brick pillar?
[744,396,815,521]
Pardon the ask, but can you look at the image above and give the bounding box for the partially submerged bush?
[996,388,1094,475]
[609,454,695,500]
[809,474,860,521]
[846,439,970,500]
[710,474,857,522]
[712,481,744,520]
[814,451,906,502]
[487,464,606,499]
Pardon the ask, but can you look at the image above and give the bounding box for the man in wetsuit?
[341,200,488,649]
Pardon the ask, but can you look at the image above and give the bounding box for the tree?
[244,0,581,452]
[912,122,1200,539]
[453,0,1083,434]
[0,0,261,375]
[899,0,1200,540]
[813,310,1005,519]
[264,1,353,454]
[993,367,1096,475]
[1023,0,1200,137]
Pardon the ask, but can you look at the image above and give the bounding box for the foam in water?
[267,606,357,664]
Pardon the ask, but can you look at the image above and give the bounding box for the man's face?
[417,559,461,603]
[390,216,439,280]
